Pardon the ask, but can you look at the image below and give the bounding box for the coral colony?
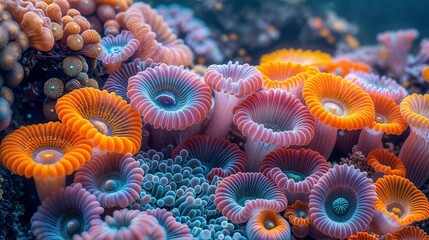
[1,0,429,239]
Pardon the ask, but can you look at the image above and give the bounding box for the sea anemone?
[74,152,144,209]
[398,93,429,187]
[204,61,263,138]
[98,30,139,65]
[367,148,406,179]
[259,48,332,68]
[84,209,165,240]
[214,172,288,224]
[371,175,429,235]
[31,183,103,240]
[62,56,83,78]
[44,78,64,99]
[56,88,142,154]
[325,59,371,77]
[0,122,92,201]
[246,210,291,240]
[348,232,379,240]
[345,72,408,104]
[356,93,407,155]
[233,89,314,171]
[256,61,319,102]
[103,58,157,103]
[385,226,429,240]
[302,73,375,158]
[284,200,311,239]
[144,208,193,239]
[127,63,211,148]
[172,135,246,181]
[309,164,377,239]
[260,148,329,202]
[377,29,418,77]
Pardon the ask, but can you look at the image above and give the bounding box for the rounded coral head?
[233,89,315,147]
[127,63,212,131]
[257,61,319,91]
[0,121,92,179]
[400,93,429,137]
[56,88,142,154]
[259,48,332,68]
[204,61,263,98]
[367,149,406,177]
[303,73,375,130]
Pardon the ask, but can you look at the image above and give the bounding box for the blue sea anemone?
[30,184,103,240]
[98,30,139,65]
[74,152,144,208]
[309,164,377,239]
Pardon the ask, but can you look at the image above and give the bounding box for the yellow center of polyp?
[34,148,64,165]
[321,98,346,116]
[89,118,112,135]
[391,207,402,216]
[375,114,386,124]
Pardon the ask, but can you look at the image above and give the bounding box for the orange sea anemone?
[356,94,407,155]
[260,48,332,69]
[0,122,92,201]
[302,73,375,158]
[246,210,291,240]
[398,93,429,188]
[284,200,311,239]
[385,226,429,240]
[325,59,371,77]
[367,148,406,179]
[56,88,142,154]
[256,61,319,101]
[348,232,379,240]
[371,175,429,235]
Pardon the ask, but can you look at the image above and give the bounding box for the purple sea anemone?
[345,72,408,104]
[144,208,192,239]
[171,135,246,181]
[309,164,377,239]
[233,89,314,171]
[74,152,144,208]
[31,184,103,240]
[103,58,157,103]
[98,30,139,65]
[214,172,288,224]
[85,209,166,240]
[260,148,329,202]
[204,61,263,138]
[127,63,212,148]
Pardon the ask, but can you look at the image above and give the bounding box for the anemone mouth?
[89,118,113,136]
[375,113,387,124]
[320,98,347,116]
[154,91,179,109]
[233,89,314,147]
[33,147,64,165]
[303,73,375,130]
[386,201,407,218]
[60,212,84,238]
[0,122,92,178]
[324,188,357,222]
[98,173,125,192]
